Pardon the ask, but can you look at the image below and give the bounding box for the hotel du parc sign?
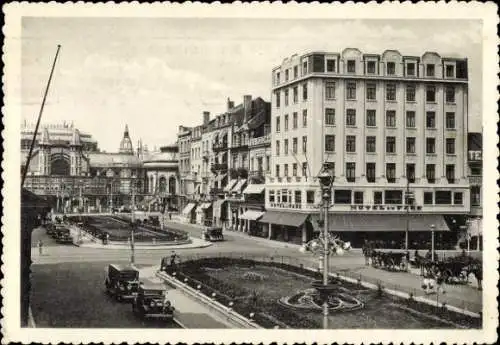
[349,205,423,211]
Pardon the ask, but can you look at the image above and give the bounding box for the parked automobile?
[45,223,56,236]
[104,264,140,301]
[202,226,224,242]
[132,279,175,321]
[50,224,67,239]
[55,227,73,244]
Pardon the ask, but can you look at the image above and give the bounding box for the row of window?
[275,134,456,156]
[275,137,307,156]
[268,188,464,206]
[275,57,464,86]
[275,81,458,108]
[276,108,457,130]
[274,161,458,184]
[275,84,308,107]
[325,82,457,103]
[321,135,457,155]
[275,110,309,131]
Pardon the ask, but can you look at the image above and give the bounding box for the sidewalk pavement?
[139,266,231,328]
[77,237,212,250]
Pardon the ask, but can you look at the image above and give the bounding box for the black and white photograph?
[2,2,498,344]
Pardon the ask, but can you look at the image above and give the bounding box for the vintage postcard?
[1,2,498,344]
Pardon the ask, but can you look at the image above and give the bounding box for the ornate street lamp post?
[430,224,436,262]
[130,184,136,266]
[299,163,351,329]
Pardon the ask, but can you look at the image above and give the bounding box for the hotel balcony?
[212,142,228,151]
[210,188,225,196]
[249,134,271,147]
[211,163,228,172]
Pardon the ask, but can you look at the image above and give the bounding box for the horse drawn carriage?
[413,251,482,288]
[368,250,409,272]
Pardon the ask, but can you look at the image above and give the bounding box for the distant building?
[21,122,179,213]
[177,95,271,228]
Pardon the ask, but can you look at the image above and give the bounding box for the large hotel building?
[263,49,471,246]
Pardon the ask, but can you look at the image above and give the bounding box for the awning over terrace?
[196,203,212,213]
[231,179,247,193]
[242,183,265,194]
[239,210,265,221]
[322,214,451,232]
[181,203,196,215]
[224,179,238,192]
[259,211,309,227]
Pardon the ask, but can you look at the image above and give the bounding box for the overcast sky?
[22,18,483,152]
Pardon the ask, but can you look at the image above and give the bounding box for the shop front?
[309,213,452,249]
[239,209,265,236]
[180,202,197,224]
[195,202,213,225]
[258,210,311,245]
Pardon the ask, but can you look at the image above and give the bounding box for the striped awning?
[259,211,309,227]
[223,179,238,192]
[231,179,247,193]
[243,183,265,194]
[324,214,451,232]
[181,203,196,215]
[240,210,265,221]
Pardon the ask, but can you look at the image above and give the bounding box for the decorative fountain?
[279,233,365,313]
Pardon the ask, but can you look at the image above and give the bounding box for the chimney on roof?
[203,111,210,125]
[243,95,252,123]
[227,97,235,111]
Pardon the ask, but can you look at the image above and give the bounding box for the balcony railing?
[210,188,225,196]
[212,142,228,151]
[249,134,271,147]
[211,163,228,172]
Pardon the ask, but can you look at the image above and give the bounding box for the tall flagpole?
[22,45,62,188]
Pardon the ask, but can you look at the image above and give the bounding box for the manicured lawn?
[172,258,481,329]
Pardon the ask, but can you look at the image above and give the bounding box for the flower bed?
[163,257,481,329]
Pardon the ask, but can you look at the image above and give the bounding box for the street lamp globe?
[317,170,332,188]
[343,241,352,251]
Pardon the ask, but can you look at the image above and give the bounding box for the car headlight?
[150,301,155,307]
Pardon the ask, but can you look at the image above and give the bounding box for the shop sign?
[349,205,423,211]
[468,150,482,161]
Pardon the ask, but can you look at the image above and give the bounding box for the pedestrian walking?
[38,240,44,256]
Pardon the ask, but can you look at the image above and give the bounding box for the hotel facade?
[263,49,471,246]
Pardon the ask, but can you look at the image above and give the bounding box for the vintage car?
[45,223,56,236]
[104,264,140,301]
[132,279,175,320]
[55,227,73,244]
[50,224,67,239]
[202,226,224,242]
